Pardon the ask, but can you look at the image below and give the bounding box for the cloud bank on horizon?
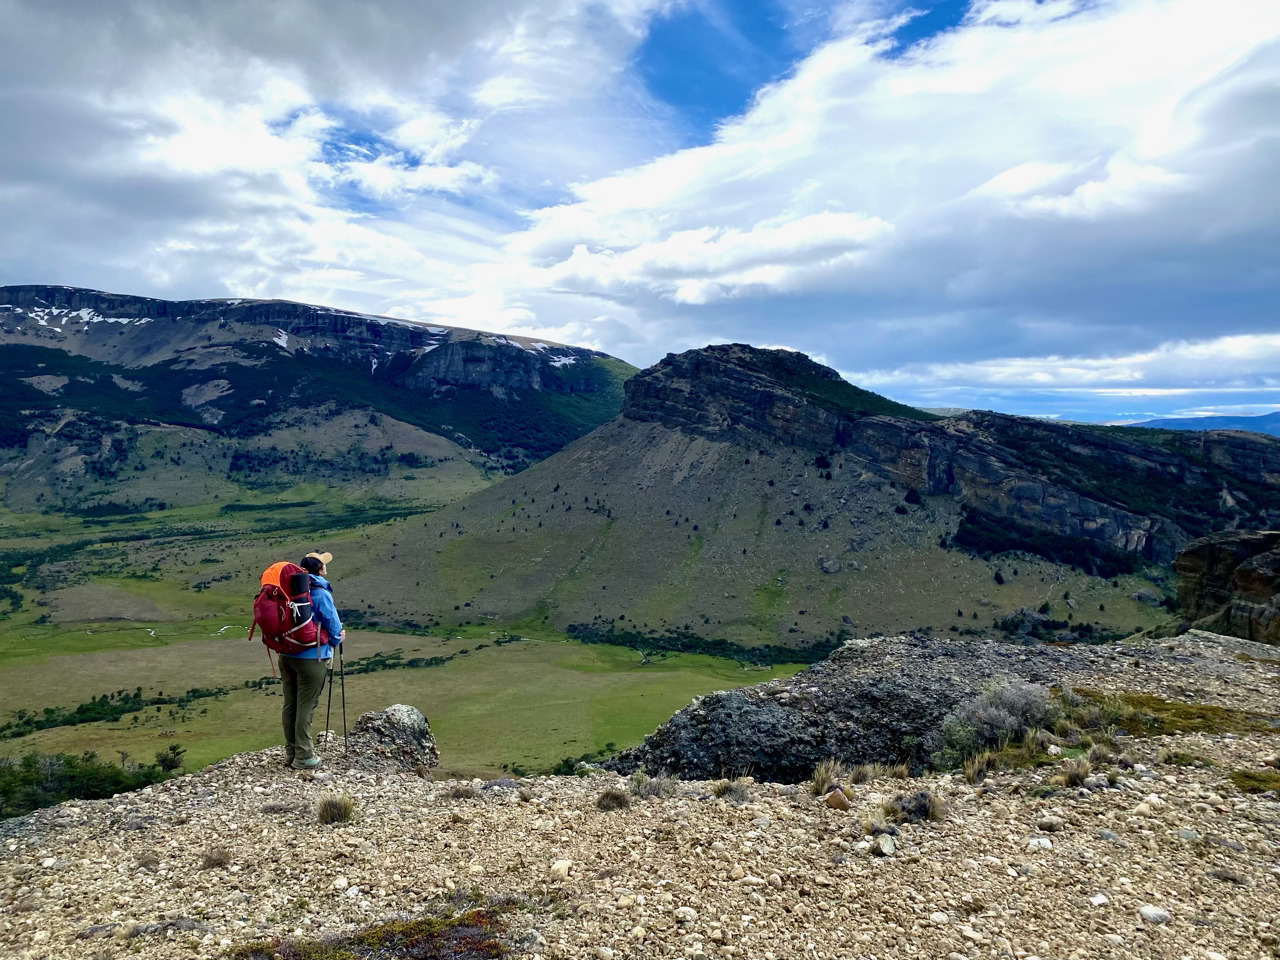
[0,0,1277,422]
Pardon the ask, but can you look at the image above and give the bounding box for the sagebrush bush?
[629,771,678,798]
[927,680,1052,769]
[596,787,631,811]
[317,790,356,825]
[882,790,946,824]
[810,758,844,795]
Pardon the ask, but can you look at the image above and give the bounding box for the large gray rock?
[605,636,1089,783]
[344,704,439,772]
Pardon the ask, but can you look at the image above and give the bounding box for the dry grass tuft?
[596,786,631,811]
[200,847,232,870]
[712,778,752,805]
[412,762,434,780]
[260,801,300,815]
[860,808,888,836]
[848,762,911,784]
[810,758,845,795]
[1087,743,1114,766]
[317,790,357,825]
[882,790,946,824]
[1052,718,1082,743]
[448,783,480,800]
[1051,756,1091,787]
[964,750,997,784]
[517,787,534,803]
[135,850,161,871]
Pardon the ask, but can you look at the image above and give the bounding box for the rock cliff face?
[1175,531,1280,645]
[623,345,1280,564]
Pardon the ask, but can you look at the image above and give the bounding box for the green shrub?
[0,750,170,820]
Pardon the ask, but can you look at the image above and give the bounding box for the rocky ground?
[2,632,1279,960]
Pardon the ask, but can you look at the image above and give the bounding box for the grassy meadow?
[0,625,802,776]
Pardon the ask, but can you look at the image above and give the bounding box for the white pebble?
[1139,904,1171,924]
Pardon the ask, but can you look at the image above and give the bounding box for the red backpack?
[249,562,321,656]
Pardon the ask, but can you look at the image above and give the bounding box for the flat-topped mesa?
[620,344,1280,565]
[622,343,937,448]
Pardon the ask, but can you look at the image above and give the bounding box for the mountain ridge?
[1130,411,1280,438]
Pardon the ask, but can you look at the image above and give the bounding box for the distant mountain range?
[1131,412,1280,437]
[0,286,637,514]
[0,284,636,466]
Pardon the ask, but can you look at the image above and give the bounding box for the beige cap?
[305,551,333,565]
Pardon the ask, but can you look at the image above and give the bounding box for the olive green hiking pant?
[280,655,329,764]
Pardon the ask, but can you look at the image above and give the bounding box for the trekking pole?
[323,655,335,754]
[338,643,348,754]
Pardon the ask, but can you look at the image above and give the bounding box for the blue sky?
[1,0,1278,423]
[635,0,802,144]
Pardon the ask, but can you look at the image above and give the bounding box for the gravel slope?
[2,633,1278,960]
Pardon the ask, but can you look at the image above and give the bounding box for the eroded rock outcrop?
[341,703,440,773]
[1176,530,1280,645]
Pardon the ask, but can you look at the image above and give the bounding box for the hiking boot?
[283,748,296,768]
[291,756,322,770]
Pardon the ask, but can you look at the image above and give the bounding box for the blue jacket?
[282,574,343,659]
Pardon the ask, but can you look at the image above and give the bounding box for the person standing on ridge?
[279,550,344,770]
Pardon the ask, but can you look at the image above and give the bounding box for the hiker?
[278,551,344,770]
